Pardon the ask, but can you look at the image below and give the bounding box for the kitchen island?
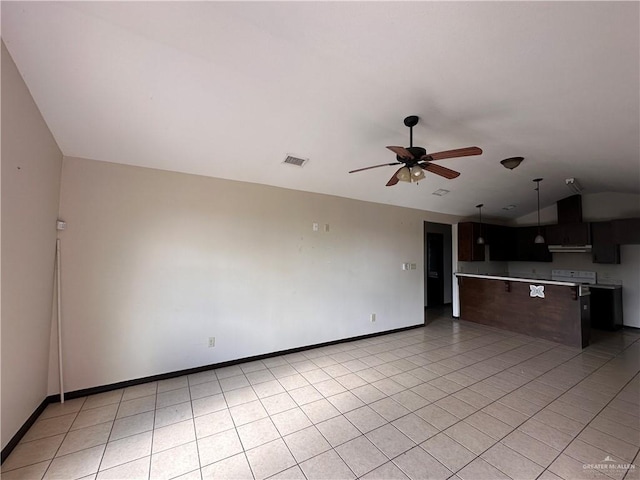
[456,273,591,348]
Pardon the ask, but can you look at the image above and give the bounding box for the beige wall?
[1,43,63,449]
[54,156,459,393]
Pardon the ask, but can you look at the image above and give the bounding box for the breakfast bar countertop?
[454,272,581,287]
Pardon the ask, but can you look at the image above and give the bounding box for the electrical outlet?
[208,337,216,348]
[312,223,319,231]
[370,313,376,323]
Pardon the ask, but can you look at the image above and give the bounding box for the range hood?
[548,244,592,253]
[547,194,592,253]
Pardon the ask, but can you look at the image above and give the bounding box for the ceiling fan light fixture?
[501,157,524,170]
[397,167,411,182]
[410,165,425,181]
[349,116,482,186]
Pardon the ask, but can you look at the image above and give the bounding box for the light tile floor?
[3,315,639,480]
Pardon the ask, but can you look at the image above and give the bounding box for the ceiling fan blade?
[386,146,415,160]
[422,162,460,179]
[349,162,401,173]
[423,146,483,161]
[386,168,403,186]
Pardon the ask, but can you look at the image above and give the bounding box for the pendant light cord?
[533,178,544,244]
[537,183,541,232]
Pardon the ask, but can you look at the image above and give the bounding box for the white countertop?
[455,272,580,286]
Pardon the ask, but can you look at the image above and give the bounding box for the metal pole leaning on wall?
[56,237,65,403]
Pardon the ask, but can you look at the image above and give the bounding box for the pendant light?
[533,178,545,244]
[476,204,485,245]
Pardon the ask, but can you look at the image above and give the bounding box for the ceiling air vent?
[283,155,308,167]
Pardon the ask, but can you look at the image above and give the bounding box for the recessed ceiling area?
[2,1,638,219]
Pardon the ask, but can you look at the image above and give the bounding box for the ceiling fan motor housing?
[398,146,427,164]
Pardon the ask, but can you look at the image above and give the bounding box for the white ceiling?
[2,1,639,219]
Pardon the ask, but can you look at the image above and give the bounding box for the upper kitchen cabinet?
[591,221,620,264]
[611,218,640,244]
[515,226,553,262]
[457,222,485,261]
[487,224,516,261]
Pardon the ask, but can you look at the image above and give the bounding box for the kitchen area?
[453,193,639,348]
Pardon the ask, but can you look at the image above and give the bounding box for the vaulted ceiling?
[2,2,639,219]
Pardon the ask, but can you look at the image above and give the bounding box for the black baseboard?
[1,397,50,464]
[2,322,424,463]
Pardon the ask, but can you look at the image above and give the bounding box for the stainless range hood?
[548,244,592,253]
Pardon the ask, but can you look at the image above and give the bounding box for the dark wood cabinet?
[457,222,485,261]
[591,221,620,264]
[611,218,640,244]
[487,224,516,261]
[515,226,553,262]
[557,194,583,224]
[457,208,635,265]
[546,222,590,245]
[460,224,551,262]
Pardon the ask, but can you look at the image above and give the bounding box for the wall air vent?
[283,155,309,167]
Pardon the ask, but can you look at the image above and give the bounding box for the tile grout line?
[37,396,88,479]
[257,327,571,479]
[186,374,205,480]
[370,332,638,479]
[431,338,640,480]
[247,326,593,479]
[4,321,638,479]
[146,381,159,480]
[535,369,640,480]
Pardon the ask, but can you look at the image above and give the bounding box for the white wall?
[54,156,460,393]
[1,43,63,449]
[458,245,509,276]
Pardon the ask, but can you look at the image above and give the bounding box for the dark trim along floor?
[1,322,423,464]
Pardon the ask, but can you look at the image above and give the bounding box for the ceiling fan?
[349,116,482,186]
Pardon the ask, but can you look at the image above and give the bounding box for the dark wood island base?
[456,274,591,348]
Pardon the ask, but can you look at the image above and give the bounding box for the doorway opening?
[424,222,453,323]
